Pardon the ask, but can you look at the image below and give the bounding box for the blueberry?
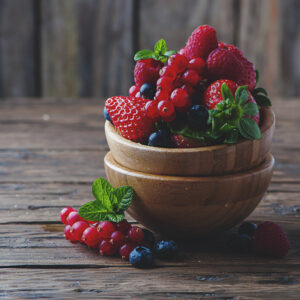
[154,240,178,259]
[104,106,112,123]
[140,83,156,100]
[228,233,252,253]
[187,105,208,129]
[142,229,156,248]
[148,130,171,148]
[129,246,153,268]
[238,222,257,237]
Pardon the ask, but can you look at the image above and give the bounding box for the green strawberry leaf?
[154,39,167,55]
[78,200,110,221]
[224,129,239,144]
[242,102,259,116]
[239,117,262,140]
[114,186,134,211]
[221,83,234,103]
[134,49,155,61]
[235,85,249,105]
[254,94,272,107]
[252,87,268,96]
[219,123,236,132]
[106,212,125,223]
[255,69,260,83]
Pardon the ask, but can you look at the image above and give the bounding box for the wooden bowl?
[105,151,274,238]
[105,107,275,176]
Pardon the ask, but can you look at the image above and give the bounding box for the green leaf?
[106,213,125,223]
[92,178,116,211]
[239,118,262,140]
[165,50,176,57]
[255,69,259,83]
[242,102,259,116]
[114,186,134,211]
[219,123,236,132]
[235,86,249,105]
[78,200,110,222]
[154,39,167,55]
[254,94,272,107]
[134,49,155,61]
[252,87,268,96]
[224,129,239,144]
[221,83,234,103]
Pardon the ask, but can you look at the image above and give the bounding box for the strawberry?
[105,96,155,142]
[252,221,290,258]
[134,59,164,87]
[184,25,218,60]
[171,134,207,148]
[219,42,256,90]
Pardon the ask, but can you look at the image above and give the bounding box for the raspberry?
[171,134,207,148]
[110,231,126,249]
[155,90,170,101]
[70,221,89,241]
[184,25,218,60]
[167,54,188,73]
[157,77,173,92]
[60,207,74,225]
[182,70,200,86]
[105,96,155,142]
[128,226,145,243]
[134,58,164,87]
[119,242,138,260]
[170,88,190,109]
[99,240,116,256]
[115,219,132,235]
[64,225,72,240]
[188,58,206,75]
[206,48,243,82]
[145,100,160,121]
[82,226,102,247]
[67,211,84,226]
[157,100,176,122]
[129,85,139,97]
[180,84,195,96]
[159,66,176,80]
[97,221,115,239]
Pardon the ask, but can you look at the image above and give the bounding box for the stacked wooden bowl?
[104,108,275,238]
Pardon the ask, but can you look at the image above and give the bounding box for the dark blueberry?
[129,246,153,268]
[187,105,209,129]
[148,130,171,148]
[104,106,112,123]
[238,222,257,238]
[140,83,156,100]
[142,229,156,248]
[228,233,252,253]
[154,240,178,259]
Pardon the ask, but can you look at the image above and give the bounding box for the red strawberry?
[206,48,243,82]
[171,134,207,148]
[105,96,155,142]
[252,221,290,258]
[219,42,256,90]
[134,59,164,87]
[184,25,218,60]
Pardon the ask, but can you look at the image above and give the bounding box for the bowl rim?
[105,107,275,153]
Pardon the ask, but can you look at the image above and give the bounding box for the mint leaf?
[78,200,110,221]
[106,213,125,223]
[221,83,234,103]
[254,94,272,107]
[154,39,167,55]
[239,117,262,140]
[252,87,268,96]
[242,102,259,116]
[235,86,249,105]
[134,49,155,61]
[92,178,116,210]
[114,186,134,211]
[165,50,176,57]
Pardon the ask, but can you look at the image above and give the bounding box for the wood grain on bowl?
[105,107,275,176]
[104,152,274,239]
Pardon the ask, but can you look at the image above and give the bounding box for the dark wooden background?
[0,0,299,99]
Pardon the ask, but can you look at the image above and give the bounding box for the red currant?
[110,231,126,249]
[170,88,190,108]
[145,100,160,121]
[99,239,116,256]
[156,77,173,92]
[119,242,137,260]
[116,219,132,235]
[67,211,84,226]
[129,85,139,97]
[97,221,115,239]
[168,54,188,73]
[176,98,192,113]
[188,58,206,75]
[60,207,74,225]
[135,91,141,98]
[173,76,184,89]
[64,225,72,240]
[180,84,195,96]
[159,66,176,80]
[70,221,89,241]
[182,70,200,86]
[157,100,176,122]
[82,226,102,247]
[128,226,145,243]
[155,89,170,101]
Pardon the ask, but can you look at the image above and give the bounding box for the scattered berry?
[140,83,156,100]
[64,225,72,240]
[188,58,206,75]
[67,211,84,226]
[129,85,139,97]
[148,129,171,148]
[228,233,252,253]
[128,226,145,243]
[170,88,190,109]
[70,221,89,241]
[60,207,74,225]
[82,226,102,247]
[115,219,132,235]
[171,134,207,148]
[157,100,176,122]
[99,239,117,256]
[238,222,257,238]
[110,231,126,249]
[129,246,153,268]
[145,100,160,121]
[182,70,200,86]
[155,240,178,259]
[120,242,138,260]
[187,105,209,129]
[97,221,116,239]
[167,53,188,73]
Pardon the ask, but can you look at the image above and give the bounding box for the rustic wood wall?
[0,0,299,99]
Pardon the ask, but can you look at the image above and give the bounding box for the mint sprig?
[78,178,134,222]
[134,39,176,63]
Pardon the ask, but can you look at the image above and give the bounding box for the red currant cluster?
[60,207,153,260]
[145,54,206,122]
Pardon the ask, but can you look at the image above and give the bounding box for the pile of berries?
[60,207,178,268]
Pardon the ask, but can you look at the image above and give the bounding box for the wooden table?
[0,98,299,299]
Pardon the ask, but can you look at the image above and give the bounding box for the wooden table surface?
[0,98,299,299]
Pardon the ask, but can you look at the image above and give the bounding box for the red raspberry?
[110,231,126,249]
[159,66,176,80]
[182,70,200,86]
[128,226,144,243]
[155,89,170,101]
[167,54,188,73]
[64,225,72,240]
[115,219,132,235]
[170,88,190,109]
[99,240,117,256]
[184,25,218,60]
[180,84,195,96]
[171,134,207,148]
[157,77,173,92]
[129,85,139,97]
[105,96,155,142]
[119,242,138,260]
[67,211,84,226]
[188,58,206,75]
[97,221,115,239]
[134,58,164,87]
[206,48,243,82]
[60,207,74,225]
[157,100,176,122]
[252,221,290,258]
[145,100,160,121]
[70,221,89,241]
[82,226,102,247]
